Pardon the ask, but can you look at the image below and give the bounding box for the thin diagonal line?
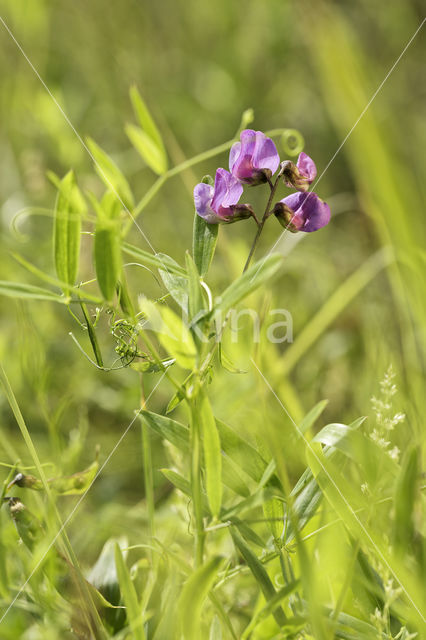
[0,14,159,258]
[250,358,426,624]
[0,370,166,624]
[251,17,425,282]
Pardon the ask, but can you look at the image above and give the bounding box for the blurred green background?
[0,0,425,634]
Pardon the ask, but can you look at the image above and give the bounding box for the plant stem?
[243,223,264,273]
[242,174,281,273]
[189,395,204,566]
[140,375,155,539]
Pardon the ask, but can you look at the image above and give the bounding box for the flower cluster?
[193,129,330,233]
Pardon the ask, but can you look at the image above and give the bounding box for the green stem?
[141,419,155,538]
[242,173,282,273]
[242,223,264,273]
[189,395,204,567]
[140,374,155,538]
[330,539,360,625]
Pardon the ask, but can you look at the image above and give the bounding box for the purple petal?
[252,132,280,174]
[194,182,214,216]
[229,141,241,173]
[230,130,280,182]
[280,191,330,232]
[280,191,305,212]
[211,168,243,218]
[193,182,221,223]
[301,195,330,231]
[297,152,317,183]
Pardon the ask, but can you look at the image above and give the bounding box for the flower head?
[282,152,317,192]
[194,168,251,224]
[229,129,280,185]
[273,191,330,232]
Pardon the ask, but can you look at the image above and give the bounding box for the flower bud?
[281,152,317,192]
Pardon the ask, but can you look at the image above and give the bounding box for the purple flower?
[229,129,280,185]
[273,191,330,232]
[194,168,251,224]
[282,152,317,192]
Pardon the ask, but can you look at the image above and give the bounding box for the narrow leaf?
[126,124,167,175]
[158,266,188,311]
[394,446,419,552]
[141,411,189,452]
[230,528,286,627]
[214,254,282,317]
[160,468,209,514]
[129,86,167,157]
[0,281,67,303]
[178,556,223,640]
[87,138,134,210]
[193,213,219,278]
[114,544,145,640]
[263,497,284,541]
[95,221,122,302]
[199,392,222,518]
[185,252,204,321]
[299,399,329,434]
[143,410,249,497]
[122,242,186,276]
[215,418,268,484]
[139,298,197,369]
[53,170,85,293]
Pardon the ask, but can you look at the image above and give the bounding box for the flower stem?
[243,223,264,273]
[189,395,205,566]
[243,175,281,273]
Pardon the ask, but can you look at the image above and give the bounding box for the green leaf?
[95,221,122,302]
[12,253,102,304]
[178,556,223,640]
[192,213,219,278]
[141,411,189,452]
[394,446,419,552]
[143,410,249,498]
[199,392,222,518]
[229,518,265,548]
[53,170,85,293]
[263,497,284,541]
[129,86,167,162]
[0,281,68,303]
[87,138,134,210]
[220,456,250,498]
[306,446,426,628]
[242,580,301,637]
[299,399,329,434]
[230,528,286,627]
[139,298,197,369]
[122,242,186,276]
[114,544,146,640]
[126,124,167,175]
[185,252,205,322]
[160,468,209,515]
[215,418,268,484]
[214,254,282,317]
[158,265,188,311]
[209,615,222,640]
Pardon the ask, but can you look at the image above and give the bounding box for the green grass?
[0,1,425,638]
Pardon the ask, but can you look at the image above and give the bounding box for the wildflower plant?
[0,92,424,640]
